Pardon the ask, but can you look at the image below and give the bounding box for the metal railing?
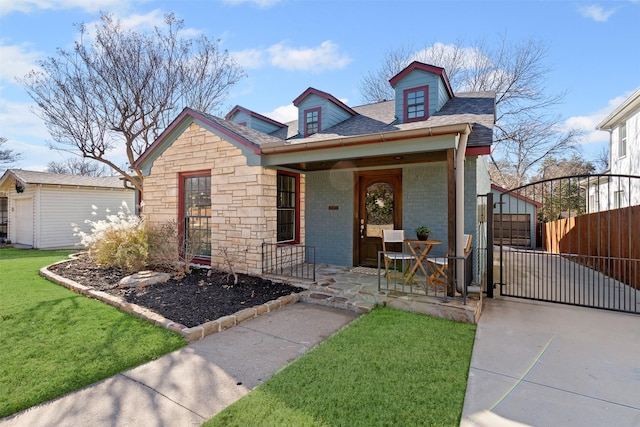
[261,242,316,281]
[377,250,474,303]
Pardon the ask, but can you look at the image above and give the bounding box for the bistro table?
[404,239,442,283]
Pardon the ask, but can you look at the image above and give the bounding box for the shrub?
[73,202,148,273]
[145,220,181,273]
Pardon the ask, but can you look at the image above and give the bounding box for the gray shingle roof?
[198,110,286,147]
[230,92,495,148]
[2,169,129,189]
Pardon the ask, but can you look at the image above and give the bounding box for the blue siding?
[305,170,354,265]
[402,163,448,256]
[229,110,250,124]
[297,94,352,135]
[228,111,281,134]
[393,69,450,123]
[305,162,485,267]
[436,81,450,111]
[248,118,281,134]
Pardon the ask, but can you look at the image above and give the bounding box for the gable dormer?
[225,105,287,134]
[292,87,357,137]
[389,61,454,124]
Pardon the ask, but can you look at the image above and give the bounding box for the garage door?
[494,213,531,247]
[15,198,34,246]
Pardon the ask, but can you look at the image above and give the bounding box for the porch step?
[298,290,375,315]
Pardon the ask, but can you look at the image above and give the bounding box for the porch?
[263,264,483,324]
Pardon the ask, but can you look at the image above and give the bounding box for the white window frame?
[618,121,627,159]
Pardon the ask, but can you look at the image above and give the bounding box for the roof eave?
[596,88,640,130]
[260,123,472,155]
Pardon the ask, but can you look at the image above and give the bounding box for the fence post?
[486,192,494,298]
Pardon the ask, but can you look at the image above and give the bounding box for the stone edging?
[40,258,300,343]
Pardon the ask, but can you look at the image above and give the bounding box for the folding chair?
[426,234,472,286]
[381,229,414,282]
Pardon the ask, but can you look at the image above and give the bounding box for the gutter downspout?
[455,127,470,294]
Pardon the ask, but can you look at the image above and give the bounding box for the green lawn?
[205,307,476,427]
[0,248,186,418]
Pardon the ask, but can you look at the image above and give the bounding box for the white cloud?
[223,0,281,8]
[0,43,43,83]
[261,104,297,123]
[578,5,616,22]
[0,0,132,16]
[412,42,487,70]
[0,98,49,141]
[563,93,630,145]
[268,41,352,72]
[232,48,267,69]
[232,40,351,72]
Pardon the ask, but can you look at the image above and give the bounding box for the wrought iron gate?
[497,174,640,314]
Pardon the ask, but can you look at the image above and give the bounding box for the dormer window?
[304,107,321,136]
[404,86,428,122]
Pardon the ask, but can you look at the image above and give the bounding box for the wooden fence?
[543,205,640,289]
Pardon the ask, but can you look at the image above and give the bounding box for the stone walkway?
[282,264,482,324]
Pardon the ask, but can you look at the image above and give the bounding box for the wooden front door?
[354,170,402,267]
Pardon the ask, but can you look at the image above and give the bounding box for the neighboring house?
[0,169,135,249]
[134,61,496,283]
[491,184,542,248]
[591,88,640,212]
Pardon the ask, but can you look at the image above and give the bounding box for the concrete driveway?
[462,297,640,426]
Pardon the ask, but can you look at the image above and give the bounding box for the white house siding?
[609,107,640,208]
[595,90,640,211]
[38,185,135,249]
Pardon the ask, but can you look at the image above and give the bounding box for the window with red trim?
[404,86,428,122]
[304,107,321,136]
[179,172,211,260]
[277,172,299,243]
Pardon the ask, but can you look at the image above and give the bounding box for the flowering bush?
[73,202,148,273]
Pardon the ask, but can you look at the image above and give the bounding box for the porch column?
[447,148,456,297]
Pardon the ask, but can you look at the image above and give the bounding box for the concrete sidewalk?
[462,297,640,427]
[0,303,357,427]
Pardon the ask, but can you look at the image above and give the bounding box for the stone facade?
[142,123,305,275]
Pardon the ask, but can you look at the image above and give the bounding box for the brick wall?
[142,123,304,275]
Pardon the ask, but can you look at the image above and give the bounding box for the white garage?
[0,169,136,249]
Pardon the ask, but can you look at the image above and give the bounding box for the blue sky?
[1,0,639,172]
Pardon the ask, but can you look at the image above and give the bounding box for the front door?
[355,170,402,267]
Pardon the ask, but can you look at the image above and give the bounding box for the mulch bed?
[48,253,303,328]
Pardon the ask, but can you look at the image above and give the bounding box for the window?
[181,173,212,259]
[589,185,599,213]
[614,190,625,209]
[277,172,299,243]
[618,121,627,158]
[304,107,320,136]
[404,86,428,122]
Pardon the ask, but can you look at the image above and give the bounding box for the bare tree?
[594,146,610,173]
[360,35,582,188]
[534,154,595,181]
[46,157,110,176]
[531,155,596,222]
[21,13,244,192]
[0,137,22,172]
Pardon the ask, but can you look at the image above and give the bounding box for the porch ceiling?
[261,130,462,172]
[270,150,448,172]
